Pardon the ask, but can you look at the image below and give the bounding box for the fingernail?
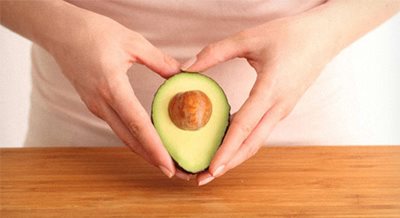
[198,176,214,186]
[181,57,197,71]
[159,165,173,178]
[175,171,191,181]
[212,165,225,177]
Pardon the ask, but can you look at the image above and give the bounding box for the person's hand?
[49,14,192,180]
[185,15,342,185]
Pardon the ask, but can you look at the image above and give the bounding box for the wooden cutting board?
[1,146,400,217]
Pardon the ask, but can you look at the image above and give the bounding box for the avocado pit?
[168,90,212,130]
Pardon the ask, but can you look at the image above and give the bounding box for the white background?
[1,14,399,147]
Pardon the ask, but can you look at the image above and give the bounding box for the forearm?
[0,0,97,54]
[293,0,400,57]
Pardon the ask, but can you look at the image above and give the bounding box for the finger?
[222,105,284,176]
[196,171,215,186]
[175,169,194,181]
[184,34,248,72]
[208,76,274,177]
[132,37,180,78]
[103,74,176,178]
[99,101,154,165]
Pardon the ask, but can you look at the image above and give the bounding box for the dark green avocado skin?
[151,71,231,173]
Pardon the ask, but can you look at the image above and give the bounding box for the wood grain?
[1,146,400,217]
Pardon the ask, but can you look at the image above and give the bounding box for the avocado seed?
[168,90,212,130]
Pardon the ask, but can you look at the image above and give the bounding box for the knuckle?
[97,76,122,104]
[97,82,113,103]
[127,121,140,139]
[201,43,222,61]
[86,101,103,119]
[232,119,252,136]
[235,30,256,54]
[235,31,249,46]
[127,119,145,140]
[249,88,266,103]
[202,41,240,63]
[130,33,150,53]
[204,43,217,54]
[199,47,210,60]
[276,102,294,120]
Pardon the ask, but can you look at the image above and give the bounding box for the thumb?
[133,39,181,78]
[183,36,247,72]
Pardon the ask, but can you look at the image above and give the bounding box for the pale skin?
[1,1,399,185]
[184,0,400,185]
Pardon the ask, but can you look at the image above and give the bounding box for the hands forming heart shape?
[51,13,334,185]
[33,0,398,186]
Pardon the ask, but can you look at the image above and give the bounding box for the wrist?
[291,0,400,60]
[37,2,101,56]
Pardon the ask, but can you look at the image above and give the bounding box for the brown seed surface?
[168,90,212,130]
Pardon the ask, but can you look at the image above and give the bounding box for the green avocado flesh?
[151,72,230,173]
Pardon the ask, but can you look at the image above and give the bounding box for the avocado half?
[151,72,230,173]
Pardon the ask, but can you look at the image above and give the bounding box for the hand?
[187,0,400,186]
[49,14,192,180]
[185,16,341,185]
